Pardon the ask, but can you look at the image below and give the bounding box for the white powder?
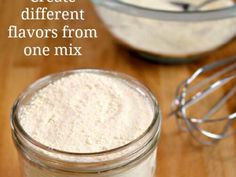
[121,0,233,11]
[17,72,158,177]
[96,0,236,57]
[21,150,157,177]
[18,72,154,153]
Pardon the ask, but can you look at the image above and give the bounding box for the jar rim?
[92,0,236,21]
[11,69,161,165]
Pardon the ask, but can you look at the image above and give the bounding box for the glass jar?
[10,69,162,177]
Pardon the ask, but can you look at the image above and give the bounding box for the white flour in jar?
[96,0,236,57]
[18,72,157,177]
[19,73,154,153]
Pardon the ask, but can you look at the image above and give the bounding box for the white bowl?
[92,0,236,62]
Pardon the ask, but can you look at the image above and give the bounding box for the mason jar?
[10,70,162,177]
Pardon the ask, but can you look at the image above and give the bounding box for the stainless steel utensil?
[170,0,220,11]
[171,56,236,145]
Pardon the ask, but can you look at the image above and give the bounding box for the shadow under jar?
[10,70,161,177]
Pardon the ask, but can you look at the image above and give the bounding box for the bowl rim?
[92,0,236,21]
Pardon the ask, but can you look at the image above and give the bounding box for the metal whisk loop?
[172,56,236,145]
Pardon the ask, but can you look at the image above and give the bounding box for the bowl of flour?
[92,0,236,62]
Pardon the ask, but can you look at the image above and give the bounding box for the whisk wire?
[172,56,236,145]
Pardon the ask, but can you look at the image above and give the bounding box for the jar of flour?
[11,70,161,177]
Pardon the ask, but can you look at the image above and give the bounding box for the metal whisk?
[171,56,236,145]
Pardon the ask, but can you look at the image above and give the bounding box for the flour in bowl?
[96,0,236,58]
